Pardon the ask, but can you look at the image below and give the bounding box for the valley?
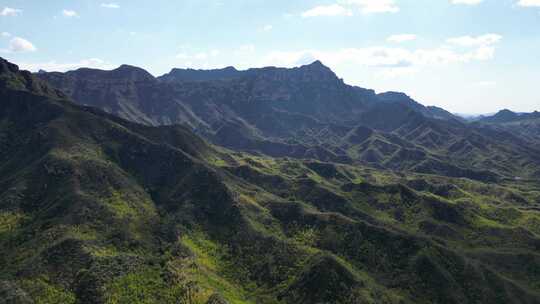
[1,57,540,303]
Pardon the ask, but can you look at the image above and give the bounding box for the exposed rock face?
[35,60,540,181]
[159,66,242,82]
[36,60,451,129]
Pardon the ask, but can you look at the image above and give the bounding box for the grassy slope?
[1,58,540,303]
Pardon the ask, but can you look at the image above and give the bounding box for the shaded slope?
[36,61,540,181]
[476,110,540,146]
[2,57,538,303]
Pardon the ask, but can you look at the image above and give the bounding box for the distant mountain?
[35,61,540,181]
[479,109,540,124]
[475,109,540,143]
[160,60,339,83]
[376,91,458,121]
[4,57,540,303]
[159,66,242,82]
[38,61,457,127]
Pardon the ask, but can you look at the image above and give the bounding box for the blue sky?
[1,0,539,114]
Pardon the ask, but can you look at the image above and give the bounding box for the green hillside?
[2,58,540,303]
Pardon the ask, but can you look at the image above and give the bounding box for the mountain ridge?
[3,57,540,303]
[479,109,540,123]
[35,60,540,181]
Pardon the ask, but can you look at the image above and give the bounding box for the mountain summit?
[35,60,540,181]
[159,66,241,82]
[112,64,156,81]
[3,57,540,303]
[159,60,338,83]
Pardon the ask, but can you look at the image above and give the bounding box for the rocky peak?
[111,64,155,82]
[377,91,424,111]
[377,91,411,101]
[0,57,66,99]
[296,60,338,81]
[59,64,155,83]
[309,59,324,66]
[158,60,341,84]
[493,109,517,119]
[158,66,242,82]
[0,57,20,75]
[497,109,515,115]
[249,60,340,83]
[479,109,520,123]
[301,60,330,72]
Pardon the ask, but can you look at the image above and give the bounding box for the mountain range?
[37,61,540,182]
[1,57,540,304]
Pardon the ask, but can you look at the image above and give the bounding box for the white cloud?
[302,4,353,17]
[176,53,190,60]
[19,58,115,72]
[262,25,273,31]
[473,81,496,87]
[379,67,418,78]
[1,32,11,38]
[301,0,398,17]
[176,33,500,78]
[62,9,79,17]
[517,0,540,7]
[259,43,499,72]
[101,3,120,9]
[194,52,208,60]
[237,44,255,53]
[342,0,399,14]
[450,0,484,5]
[387,34,417,43]
[1,7,22,16]
[8,37,37,53]
[176,50,221,60]
[446,34,502,47]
